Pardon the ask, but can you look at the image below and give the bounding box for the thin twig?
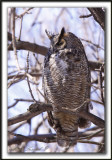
[34,115,47,134]
[14,98,34,102]
[36,87,46,100]
[8,100,19,109]
[18,16,23,41]
[79,128,104,140]
[8,73,42,80]
[15,7,34,19]
[8,133,57,146]
[8,99,34,109]
[31,8,42,27]
[12,8,20,71]
[8,72,24,88]
[26,52,37,102]
[78,140,104,146]
[91,84,104,92]
[80,38,104,50]
[87,98,104,105]
[8,131,104,146]
[99,65,105,104]
[79,14,92,18]
[91,76,104,84]
[9,121,27,132]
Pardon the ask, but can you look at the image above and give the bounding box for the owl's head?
[45,27,83,52]
[45,27,66,51]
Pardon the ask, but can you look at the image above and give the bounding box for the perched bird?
[43,27,92,147]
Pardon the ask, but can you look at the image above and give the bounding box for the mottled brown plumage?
[43,28,92,147]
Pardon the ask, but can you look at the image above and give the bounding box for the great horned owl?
[43,27,92,147]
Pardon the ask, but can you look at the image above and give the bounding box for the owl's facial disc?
[55,39,66,50]
[46,27,67,51]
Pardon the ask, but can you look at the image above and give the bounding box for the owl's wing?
[42,49,52,99]
[78,60,93,129]
[42,49,56,128]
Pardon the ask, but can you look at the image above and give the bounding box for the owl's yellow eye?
[56,39,66,49]
[57,41,63,46]
[59,42,63,45]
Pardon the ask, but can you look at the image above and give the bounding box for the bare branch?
[8,37,48,56]
[8,73,42,80]
[8,32,104,72]
[88,61,104,72]
[79,14,92,18]
[11,8,20,71]
[8,102,105,128]
[8,133,57,146]
[26,52,37,102]
[97,138,105,153]
[15,7,34,19]
[30,8,42,27]
[14,98,34,102]
[99,65,105,104]
[18,17,23,41]
[80,37,104,50]
[8,72,24,88]
[91,76,104,84]
[8,98,34,109]
[78,140,104,146]
[34,115,47,134]
[87,8,105,30]
[8,129,104,146]
[87,98,104,105]
[78,128,104,140]
[8,102,52,126]
[9,121,27,132]
[8,100,19,109]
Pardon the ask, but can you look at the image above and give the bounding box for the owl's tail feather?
[57,125,78,147]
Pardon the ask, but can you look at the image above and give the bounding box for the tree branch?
[78,111,104,128]
[8,32,104,71]
[8,73,42,80]
[8,39,48,56]
[8,102,52,126]
[8,102,105,128]
[15,7,34,19]
[8,129,104,146]
[87,8,105,30]
[8,133,57,146]
[88,61,104,72]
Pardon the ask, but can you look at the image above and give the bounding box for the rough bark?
[87,8,105,30]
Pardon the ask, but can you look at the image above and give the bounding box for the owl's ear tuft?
[58,27,65,41]
[60,27,65,37]
[45,29,53,40]
[61,27,65,34]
